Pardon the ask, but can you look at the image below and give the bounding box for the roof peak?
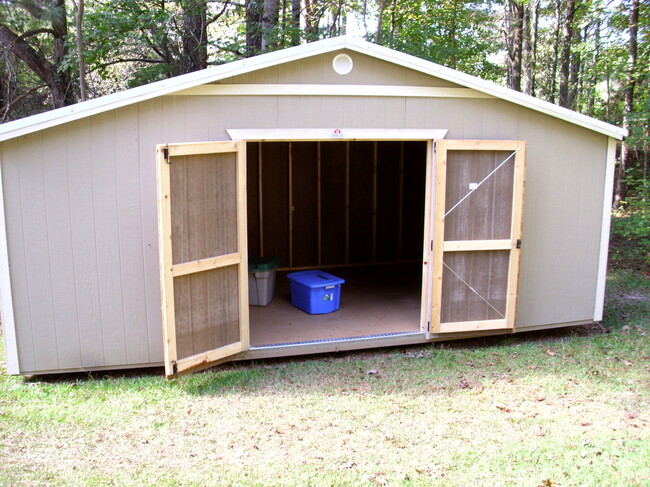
[0,36,626,141]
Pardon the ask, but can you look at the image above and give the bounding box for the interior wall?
[247,141,427,269]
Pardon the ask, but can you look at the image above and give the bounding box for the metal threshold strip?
[250,331,427,350]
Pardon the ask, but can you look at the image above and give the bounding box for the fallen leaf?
[367,369,378,375]
[545,349,556,356]
[496,404,513,412]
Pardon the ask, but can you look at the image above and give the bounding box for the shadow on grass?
[21,321,617,396]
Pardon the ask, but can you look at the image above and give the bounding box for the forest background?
[0,0,648,268]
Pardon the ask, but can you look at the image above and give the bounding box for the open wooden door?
[431,140,526,334]
[156,141,249,377]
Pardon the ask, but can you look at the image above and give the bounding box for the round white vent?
[332,54,353,75]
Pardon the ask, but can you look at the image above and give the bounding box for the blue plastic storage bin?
[286,270,345,315]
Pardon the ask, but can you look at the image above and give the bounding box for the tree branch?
[90,57,168,71]
[206,0,231,26]
[1,84,48,123]
[20,28,55,40]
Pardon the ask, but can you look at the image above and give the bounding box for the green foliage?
[610,174,650,271]
[377,0,504,80]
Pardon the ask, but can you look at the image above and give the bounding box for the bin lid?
[248,255,279,272]
[286,270,345,288]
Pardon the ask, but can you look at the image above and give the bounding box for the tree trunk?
[304,0,320,42]
[587,17,600,115]
[181,0,208,72]
[375,0,389,44]
[523,0,539,96]
[246,0,263,57]
[615,0,640,206]
[558,0,576,108]
[550,0,562,103]
[567,27,582,109]
[290,0,300,45]
[505,1,524,92]
[261,0,279,51]
[73,0,87,101]
[0,21,74,108]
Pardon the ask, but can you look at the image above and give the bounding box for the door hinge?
[163,145,171,164]
[431,240,433,251]
[427,321,430,332]
[433,140,437,154]
[171,360,178,375]
[516,239,522,249]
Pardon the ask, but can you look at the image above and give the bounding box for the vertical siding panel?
[91,112,127,366]
[114,106,150,364]
[521,118,558,325]
[552,139,578,320]
[181,96,210,140]
[404,97,427,129]
[277,95,301,128]
[254,97,279,127]
[512,108,534,325]
[66,119,105,367]
[170,96,188,141]
[298,96,323,128]
[426,99,450,135]
[1,139,36,371]
[212,97,233,137]
[137,98,166,362]
[483,100,519,139]
[572,134,605,319]
[343,97,366,127]
[18,133,59,370]
[321,96,344,127]
[42,128,82,368]
[364,98,386,128]
[384,98,406,128]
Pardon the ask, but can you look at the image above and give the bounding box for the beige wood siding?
[0,77,609,373]
[217,50,461,88]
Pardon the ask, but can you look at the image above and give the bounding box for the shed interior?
[246,141,429,346]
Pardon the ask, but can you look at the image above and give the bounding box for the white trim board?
[594,138,617,322]
[227,128,448,141]
[0,159,20,374]
[0,36,626,142]
[174,84,492,98]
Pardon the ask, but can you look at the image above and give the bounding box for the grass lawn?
[0,268,648,486]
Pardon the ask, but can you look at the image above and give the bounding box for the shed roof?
[0,36,627,142]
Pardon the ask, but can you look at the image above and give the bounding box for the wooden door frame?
[230,131,443,336]
[157,141,249,377]
[430,139,526,335]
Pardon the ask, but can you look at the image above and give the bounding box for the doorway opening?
[246,140,430,347]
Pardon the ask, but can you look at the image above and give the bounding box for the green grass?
[1,268,649,486]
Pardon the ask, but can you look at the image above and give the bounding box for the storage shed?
[0,37,626,377]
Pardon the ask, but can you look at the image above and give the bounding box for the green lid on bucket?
[248,255,279,272]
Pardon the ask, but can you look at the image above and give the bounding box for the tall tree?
[261,0,279,51]
[558,0,577,108]
[180,0,209,72]
[0,0,76,108]
[504,0,525,91]
[72,0,87,101]
[616,0,640,206]
[523,0,540,96]
[246,0,263,56]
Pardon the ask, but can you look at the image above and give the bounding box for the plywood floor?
[249,263,423,346]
